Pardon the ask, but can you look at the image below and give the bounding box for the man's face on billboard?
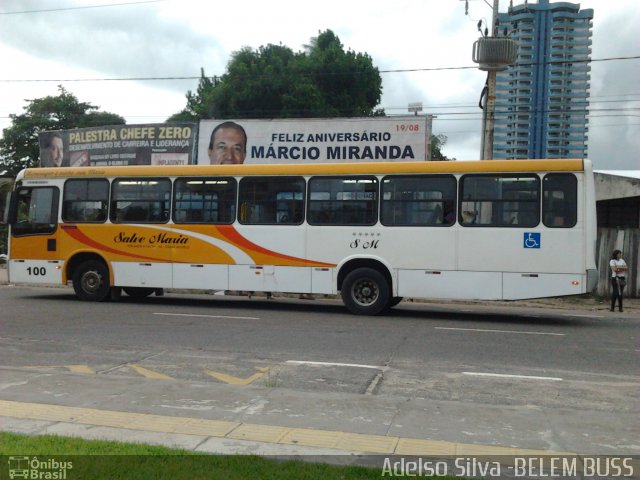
[44,136,64,167]
[208,127,246,164]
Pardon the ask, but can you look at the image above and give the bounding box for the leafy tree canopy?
[0,86,125,175]
[168,30,384,121]
[430,134,454,161]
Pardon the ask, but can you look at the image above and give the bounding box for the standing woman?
[609,250,628,312]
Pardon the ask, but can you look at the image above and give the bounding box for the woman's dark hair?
[611,249,622,259]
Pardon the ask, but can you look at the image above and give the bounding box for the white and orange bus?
[3,160,597,315]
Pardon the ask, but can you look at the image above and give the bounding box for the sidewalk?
[1,365,636,458]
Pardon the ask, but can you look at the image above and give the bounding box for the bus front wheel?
[73,260,111,302]
[341,268,390,316]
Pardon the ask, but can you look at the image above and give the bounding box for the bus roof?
[22,159,586,180]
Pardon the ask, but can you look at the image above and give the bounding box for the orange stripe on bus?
[215,225,335,267]
[63,227,165,262]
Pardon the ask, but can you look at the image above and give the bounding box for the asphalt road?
[1,286,637,403]
[0,285,638,454]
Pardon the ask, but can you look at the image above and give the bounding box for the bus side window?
[239,176,305,225]
[308,176,378,226]
[543,173,577,228]
[460,175,539,227]
[123,205,148,221]
[380,175,456,226]
[173,177,236,225]
[460,202,477,225]
[111,178,171,224]
[62,179,109,223]
[93,209,107,221]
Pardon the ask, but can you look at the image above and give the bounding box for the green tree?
[168,29,383,121]
[301,30,384,117]
[430,134,454,161]
[0,86,125,175]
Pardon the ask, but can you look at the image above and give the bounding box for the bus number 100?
[27,267,47,276]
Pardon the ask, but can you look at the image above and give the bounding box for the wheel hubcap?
[81,271,102,294]
[352,279,378,306]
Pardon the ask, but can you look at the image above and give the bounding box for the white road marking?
[435,326,565,336]
[154,312,260,320]
[562,313,604,318]
[463,372,563,381]
[286,360,384,370]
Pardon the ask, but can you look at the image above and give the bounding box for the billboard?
[39,123,197,167]
[197,117,431,165]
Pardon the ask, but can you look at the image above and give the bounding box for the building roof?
[594,170,640,202]
[595,170,640,181]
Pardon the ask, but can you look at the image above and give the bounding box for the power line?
[0,55,638,83]
[382,98,640,111]
[380,55,640,72]
[2,95,638,117]
[0,0,166,15]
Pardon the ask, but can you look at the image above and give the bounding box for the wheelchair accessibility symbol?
[523,232,541,249]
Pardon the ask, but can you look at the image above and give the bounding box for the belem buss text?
[381,457,635,477]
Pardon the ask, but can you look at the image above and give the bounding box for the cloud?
[587,2,640,169]
[0,0,225,91]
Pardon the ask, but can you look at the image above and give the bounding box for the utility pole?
[480,0,501,160]
[471,0,516,159]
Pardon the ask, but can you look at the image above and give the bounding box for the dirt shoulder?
[415,294,639,313]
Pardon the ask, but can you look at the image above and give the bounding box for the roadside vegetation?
[1,432,387,479]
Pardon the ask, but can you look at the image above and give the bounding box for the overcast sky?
[0,0,638,169]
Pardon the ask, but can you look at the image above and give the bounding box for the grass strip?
[0,431,389,479]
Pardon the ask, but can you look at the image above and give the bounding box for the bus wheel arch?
[338,259,393,315]
[68,253,111,302]
[388,296,403,308]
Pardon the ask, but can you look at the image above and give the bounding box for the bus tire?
[73,260,111,302]
[123,287,155,299]
[341,267,390,316]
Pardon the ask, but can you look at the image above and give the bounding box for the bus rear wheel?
[73,260,111,302]
[123,287,155,299]
[341,267,390,316]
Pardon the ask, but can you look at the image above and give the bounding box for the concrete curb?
[0,400,571,457]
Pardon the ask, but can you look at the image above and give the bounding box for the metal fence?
[596,228,639,298]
